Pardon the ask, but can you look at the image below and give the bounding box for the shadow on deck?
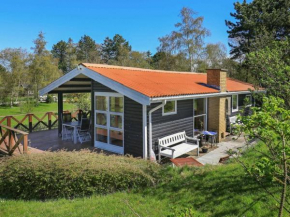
[28,129,97,152]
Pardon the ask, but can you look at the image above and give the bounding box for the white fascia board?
[150,90,264,102]
[81,67,150,105]
[39,68,81,96]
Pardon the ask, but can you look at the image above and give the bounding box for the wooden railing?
[0,124,28,155]
[0,110,90,133]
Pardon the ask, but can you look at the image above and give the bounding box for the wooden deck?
[28,129,96,152]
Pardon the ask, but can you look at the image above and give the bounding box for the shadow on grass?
[140,164,278,217]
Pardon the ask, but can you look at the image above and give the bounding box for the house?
[39,63,264,159]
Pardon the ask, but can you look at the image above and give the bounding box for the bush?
[20,98,35,113]
[0,151,160,200]
[46,95,53,103]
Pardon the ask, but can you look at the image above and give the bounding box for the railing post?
[7,116,12,127]
[23,134,28,154]
[48,112,52,130]
[28,114,33,133]
[8,130,12,152]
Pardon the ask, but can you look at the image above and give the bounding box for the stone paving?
[197,136,248,165]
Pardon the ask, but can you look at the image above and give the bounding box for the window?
[193,98,207,134]
[232,95,238,112]
[245,95,252,107]
[95,93,124,154]
[162,100,177,115]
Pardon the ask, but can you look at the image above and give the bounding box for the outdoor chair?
[76,118,91,144]
[62,113,73,140]
[229,116,242,134]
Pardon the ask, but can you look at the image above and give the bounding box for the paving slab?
[197,136,247,165]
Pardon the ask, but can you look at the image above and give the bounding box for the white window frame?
[193,98,207,133]
[232,94,239,112]
[245,94,252,107]
[94,92,124,154]
[162,100,177,116]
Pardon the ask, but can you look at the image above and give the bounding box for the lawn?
[0,143,285,217]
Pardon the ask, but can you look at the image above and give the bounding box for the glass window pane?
[194,98,205,115]
[109,130,123,147]
[194,116,205,132]
[110,97,123,112]
[164,101,176,114]
[110,114,122,129]
[96,128,107,143]
[96,113,107,126]
[96,96,107,111]
[232,95,238,110]
[245,95,251,106]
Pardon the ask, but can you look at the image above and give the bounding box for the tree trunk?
[278,137,287,217]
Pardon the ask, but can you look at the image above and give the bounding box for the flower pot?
[202,148,208,153]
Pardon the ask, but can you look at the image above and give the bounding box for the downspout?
[148,100,166,160]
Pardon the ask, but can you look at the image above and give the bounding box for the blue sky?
[0,0,243,54]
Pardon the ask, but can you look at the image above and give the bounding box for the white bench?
[158,131,199,163]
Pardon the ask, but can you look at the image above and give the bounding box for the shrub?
[46,95,53,103]
[0,151,160,200]
[20,98,35,113]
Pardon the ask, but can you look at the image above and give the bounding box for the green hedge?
[0,151,160,200]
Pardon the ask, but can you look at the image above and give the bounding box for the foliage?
[0,144,284,216]
[29,32,61,100]
[0,151,160,200]
[235,97,290,216]
[158,7,210,72]
[76,35,100,63]
[66,93,91,111]
[226,0,290,60]
[246,40,290,108]
[20,97,35,113]
[45,95,53,103]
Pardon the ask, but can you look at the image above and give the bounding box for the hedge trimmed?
[0,151,160,200]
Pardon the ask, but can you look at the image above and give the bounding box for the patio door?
[94,92,124,154]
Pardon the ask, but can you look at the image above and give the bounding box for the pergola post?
[58,92,63,137]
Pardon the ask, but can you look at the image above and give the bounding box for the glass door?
[94,92,124,154]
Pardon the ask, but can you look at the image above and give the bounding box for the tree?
[52,38,78,73]
[204,42,227,69]
[51,40,68,73]
[101,34,132,64]
[158,7,210,72]
[0,48,29,106]
[29,32,60,100]
[226,0,290,59]
[235,97,290,217]
[246,40,290,108]
[76,35,100,63]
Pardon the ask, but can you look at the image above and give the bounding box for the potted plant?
[201,145,210,153]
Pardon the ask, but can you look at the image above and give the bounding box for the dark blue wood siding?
[147,99,193,152]
[124,97,143,157]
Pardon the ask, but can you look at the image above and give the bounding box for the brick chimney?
[206,69,228,142]
[206,69,227,92]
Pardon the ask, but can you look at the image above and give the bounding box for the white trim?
[95,141,124,155]
[94,92,124,154]
[162,100,177,116]
[150,90,265,103]
[39,68,80,96]
[142,105,148,159]
[232,94,239,112]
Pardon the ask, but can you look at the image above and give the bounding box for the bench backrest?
[158,131,186,147]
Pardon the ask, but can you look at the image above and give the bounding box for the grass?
[0,143,285,217]
[0,102,75,117]
[0,103,75,131]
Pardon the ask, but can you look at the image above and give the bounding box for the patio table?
[62,121,81,144]
[201,131,217,147]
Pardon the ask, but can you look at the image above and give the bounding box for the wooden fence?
[0,124,28,155]
[0,110,90,133]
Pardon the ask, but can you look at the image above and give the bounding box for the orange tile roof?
[81,63,256,98]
